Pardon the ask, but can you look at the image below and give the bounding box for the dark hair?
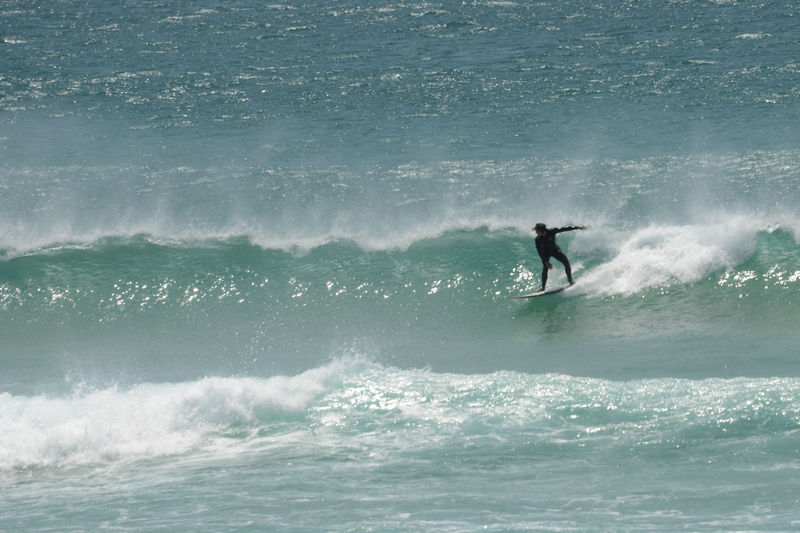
[534,223,547,231]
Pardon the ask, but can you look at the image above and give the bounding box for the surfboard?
[512,285,570,299]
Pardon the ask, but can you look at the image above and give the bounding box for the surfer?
[534,223,587,291]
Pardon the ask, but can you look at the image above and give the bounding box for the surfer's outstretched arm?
[552,225,587,234]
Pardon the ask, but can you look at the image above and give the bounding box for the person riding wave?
[533,222,587,291]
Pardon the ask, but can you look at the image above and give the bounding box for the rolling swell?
[2,224,796,305]
[2,224,798,391]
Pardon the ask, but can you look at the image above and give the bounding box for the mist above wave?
[2,149,798,258]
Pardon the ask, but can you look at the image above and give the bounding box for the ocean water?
[2,0,799,530]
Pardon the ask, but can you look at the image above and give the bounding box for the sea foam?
[0,360,354,470]
[574,219,758,296]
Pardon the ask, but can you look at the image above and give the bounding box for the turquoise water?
[2,0,800,530]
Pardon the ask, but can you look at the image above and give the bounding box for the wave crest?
[573,221,759,296]
[0,358,363,470]
[4,361,800,471]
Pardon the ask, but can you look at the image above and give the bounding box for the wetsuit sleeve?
[551,226,580,234]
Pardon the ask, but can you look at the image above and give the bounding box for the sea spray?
[573,220,759,296]
[3,150,800,258]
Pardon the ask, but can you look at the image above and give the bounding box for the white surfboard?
[512,285,571,299]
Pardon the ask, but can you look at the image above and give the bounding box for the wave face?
[1,222,798,392]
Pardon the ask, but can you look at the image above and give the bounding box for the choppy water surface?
[2,0,799,530]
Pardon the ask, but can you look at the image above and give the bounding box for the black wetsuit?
[535,226,581,290]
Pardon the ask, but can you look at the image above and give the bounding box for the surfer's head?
[534,222,547,236]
